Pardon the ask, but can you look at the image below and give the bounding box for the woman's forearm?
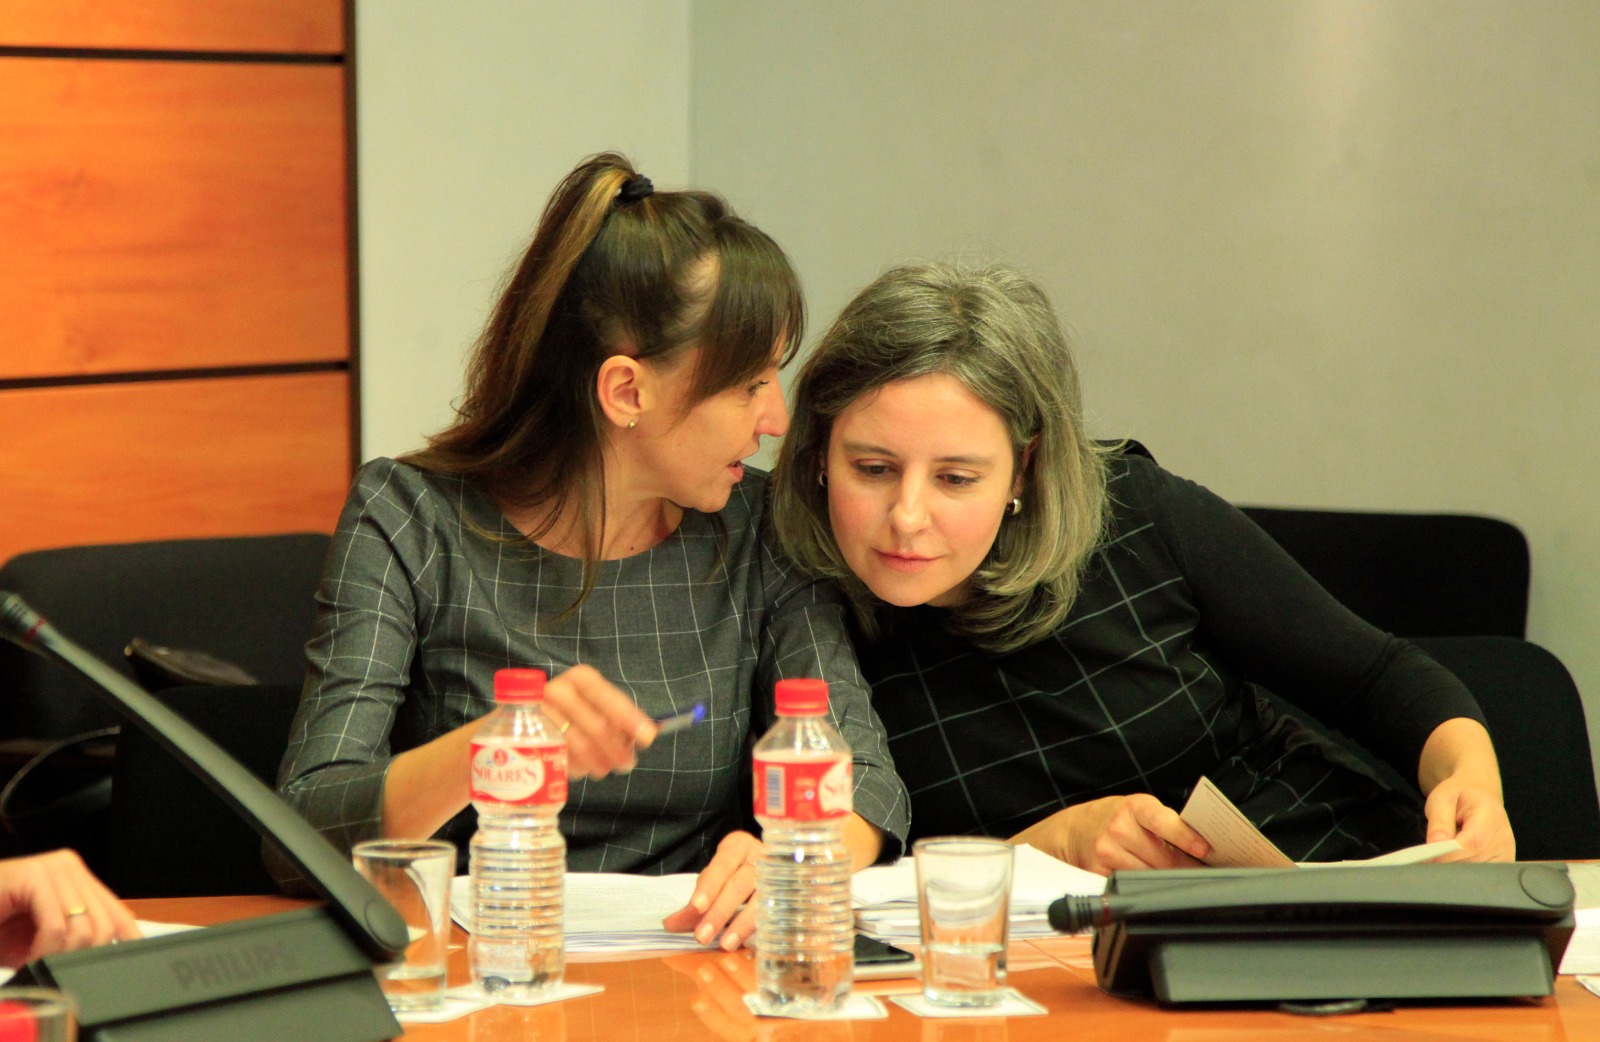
[1417,717,1503,797]
[845,813,885,870]
[380,721,475,839]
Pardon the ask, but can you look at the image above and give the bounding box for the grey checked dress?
[274,459,909,883]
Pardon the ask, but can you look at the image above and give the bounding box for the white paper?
[1560,864,1600,974]
[450,872,705,952]
[852,844,1105,941]
[1180,776,1461,868]
[1559,907,1600,974]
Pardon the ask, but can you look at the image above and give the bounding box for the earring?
[627,418,638,430]
[1008,497,1022,516]
[817,471,828,488]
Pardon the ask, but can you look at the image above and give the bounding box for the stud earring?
[1008,497,1022,516]
[627,418,638,430]
[817,471,828,488]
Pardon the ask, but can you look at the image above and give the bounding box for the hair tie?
[617,174,654,204]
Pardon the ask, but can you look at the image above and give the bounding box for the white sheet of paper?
[852,845,1104,942]
[1179,777,1297,868]
[1180,776,1461,868]
[450,872,705,952]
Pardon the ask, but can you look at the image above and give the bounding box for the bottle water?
[753,678,854,1014]
[469,668,567,1000]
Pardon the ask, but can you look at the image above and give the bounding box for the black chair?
[104,683,305,897]
[1412,636,1600,862]
[0,534,329,740]
[0,534,328,865]
[1237,506,1529,639]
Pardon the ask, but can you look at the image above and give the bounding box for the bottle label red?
[753,754,852,821]
[470,742,568,805]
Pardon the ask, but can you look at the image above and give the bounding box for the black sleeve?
[1130,457,1486,782]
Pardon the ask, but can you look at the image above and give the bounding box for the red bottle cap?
[774,678,828,716]
[494,668,546,703]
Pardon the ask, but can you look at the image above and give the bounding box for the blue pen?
[653,703,707,735]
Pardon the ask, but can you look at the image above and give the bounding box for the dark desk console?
[1049,863,1574,1005]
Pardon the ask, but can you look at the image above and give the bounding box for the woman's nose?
[757,382,789,439]
[889,480,929,533]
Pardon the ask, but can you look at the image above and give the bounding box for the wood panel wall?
[0,1,353,561]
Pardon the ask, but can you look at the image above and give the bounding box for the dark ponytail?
[402,151,803,610]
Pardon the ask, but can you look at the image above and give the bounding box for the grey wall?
[691,0,1600,778]
[356,0,690,462]
[355,1,1600,785]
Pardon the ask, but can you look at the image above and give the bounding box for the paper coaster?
[743,993,888,1020]
[421,981,605,1013]
[394,990,496,1025]
[890,988,1047,1018]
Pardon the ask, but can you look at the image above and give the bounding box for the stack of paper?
[448,845,1104,953]
[852,844,1105,942]
[450,872,705,952]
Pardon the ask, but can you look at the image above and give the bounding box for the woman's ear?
[1014,436,1040,497]
[596,355,652,430]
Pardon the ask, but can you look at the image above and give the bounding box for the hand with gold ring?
[540,664,657,780]
[661,830,766,951]
[0,849,142,967]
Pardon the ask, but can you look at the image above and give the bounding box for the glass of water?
[353,838,457,1012]
[914,837,1014,1007]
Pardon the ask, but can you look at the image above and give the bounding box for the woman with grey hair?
[773,261,1514,872]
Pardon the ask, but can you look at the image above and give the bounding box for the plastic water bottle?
[468,668,568,1000]
[753,678,854,1013]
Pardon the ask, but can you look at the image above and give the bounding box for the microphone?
[1047,893,1104,934]
[1,592,409,1042]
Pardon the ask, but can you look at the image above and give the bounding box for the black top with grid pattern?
[275,459,909,881]
[858,453,1485,861]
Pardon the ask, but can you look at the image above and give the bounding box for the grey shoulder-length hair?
[772,262,1113,653]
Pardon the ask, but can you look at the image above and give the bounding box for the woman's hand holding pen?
[385,664,660,839]
[540,664,658,779]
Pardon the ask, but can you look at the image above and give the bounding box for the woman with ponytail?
[276,154,908,949]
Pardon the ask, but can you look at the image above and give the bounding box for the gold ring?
[65,906,88,918]
[559,720,571,734]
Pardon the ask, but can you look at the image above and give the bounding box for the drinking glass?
[353,838,456,1012]
[914,837,1013,1007]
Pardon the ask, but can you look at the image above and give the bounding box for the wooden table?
[130,895,1600,1042]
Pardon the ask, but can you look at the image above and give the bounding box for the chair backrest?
[105,683,304,898]
[0,534,329,740]
[1414,636,1600,861]
[1238,507,1529,639]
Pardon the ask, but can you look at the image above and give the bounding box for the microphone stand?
[2,593,409,1042]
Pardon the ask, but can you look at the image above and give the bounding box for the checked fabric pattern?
[274,459,909,886]
[858,453,1483,862]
